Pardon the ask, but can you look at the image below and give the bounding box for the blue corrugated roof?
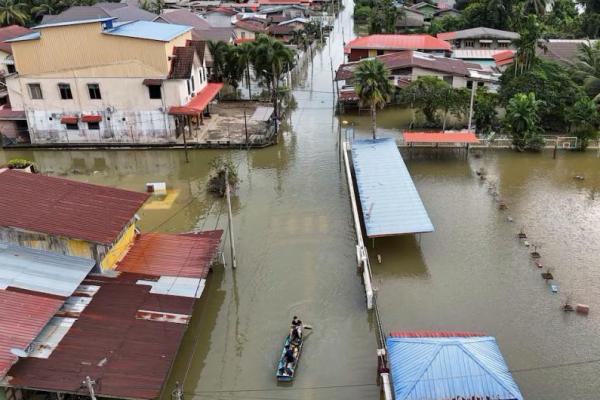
[386,335,523,400]
[0,241,95,297]
[351,138,434,237]
[103,20,192,42]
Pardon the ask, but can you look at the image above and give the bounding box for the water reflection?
[370,235,429,279]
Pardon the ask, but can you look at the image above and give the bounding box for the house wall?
[205,13,233,27]
[453,38,516,50]
[10,22,192,76]
[411,66,468,88]
[0,50,12,75]
[234,28,257,39]
[0,217,138,272]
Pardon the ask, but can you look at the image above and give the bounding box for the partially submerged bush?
[207,158,239,197]
[7,158,37,172]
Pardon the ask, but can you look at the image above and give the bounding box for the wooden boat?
[276,326,304,382]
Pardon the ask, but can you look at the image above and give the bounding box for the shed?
[386,331,523,400]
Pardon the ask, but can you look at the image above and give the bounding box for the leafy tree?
[572,41,600,103]
[504,92,545,152]
[566,97,599,149]
[428,15,464,35]
[0,0,28,26]
[440,86,469,131]
[251,35,294,117]
[399,76,447,126]
[513,15,546,74]
[544,0,580,37]
[473,88,500,135]
[353,59,394,139]
[461,0,510,30]
[236,41,254,98]
[368,0,397,34]
[353,5,371,22]
[223,46,243,91]
[139,0,164,13]
[500,59,584,131]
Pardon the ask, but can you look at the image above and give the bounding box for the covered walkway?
[351,138,433,237]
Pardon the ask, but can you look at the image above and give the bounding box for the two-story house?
[3,18,218,145]
[438,27,520,67]
[344,34,452,62]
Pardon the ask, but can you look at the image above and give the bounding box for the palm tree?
[572,41,600,103]
[513,15,546,75]
[236,41,255,99]
[0,0,28,26]
[251,35,294,118]
[207,41,230,81]
[353,59,394,139]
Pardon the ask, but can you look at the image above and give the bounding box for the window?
[187,80,191,95]
[65,123,78,130]
[191,76,195,92]
[7,64,15,74]
[377,50,385,55]
[28,83,43,99]
[241,31,246,38]
[88,83,101,99]
[464,40,474,48]
[443,76,453,85]
[148,85,161,99]
[498,42,508,48]
[87,121,100,130]
[58,83,73,100]
[480,42,491,49]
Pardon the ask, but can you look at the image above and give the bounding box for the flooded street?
[2,2,600,399]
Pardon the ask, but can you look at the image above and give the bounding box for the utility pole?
[83,376,97,400]
[225,168,237,269]
[243,110,248,148]
[467,80,477,132]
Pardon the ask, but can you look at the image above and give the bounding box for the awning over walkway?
[351,138,433,237]
[169,82,224,116]
[386,332,524,400]
[403,131,479,144]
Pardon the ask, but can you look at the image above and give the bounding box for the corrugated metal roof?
[452,49,509,59]
[437,27,519,41]
[116,231,222,278]
[0,25,33,53]
[386,334,523,400]
[0,290,64,377]
[7,272,198,400]
[0,170,149,245]
[250,106,274,121]
[0,241,95,297]
[169,83,223,115]
[403,131,479,144]
[351,138,434,237]
[104,20,192,42]
[344,34,451,52]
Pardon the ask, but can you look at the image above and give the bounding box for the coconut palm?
[251,35,294,118]
[572,41,600,103]
[207,40,230,81]
[0,0,28,26]
[353,59,394,139]
[513,15,546,74]
[236,41,255,99]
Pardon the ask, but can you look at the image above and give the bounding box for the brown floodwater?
[2,2,600,399]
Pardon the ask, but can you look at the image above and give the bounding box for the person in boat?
[291,324,302,345]
[284,345,295,364]
[291,316,300,327]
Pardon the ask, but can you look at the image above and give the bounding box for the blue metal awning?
[386,334,524,400]
[351,138,433,237]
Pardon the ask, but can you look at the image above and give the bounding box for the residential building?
[258,0,313,7]
[0,169,224,400]
[336,50,497,91]
[432,7,461,19]
[3,18,217,145]
[259,4,312,19]
[154,9,236,42]
[234,18,269,39]
[0,168,148,271]
[344,34,452,62]
[395,7,426,32]
[203,7,237,27]
[0,25,31,76]
[438,27,520,67]
[536,39,596,67]
[40,2,157,24]
[409,2,439,21]
[268,19,306,42]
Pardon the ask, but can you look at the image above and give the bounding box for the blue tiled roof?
[351,138,434,237]
[103,20,192,42]
[386,335,524,400]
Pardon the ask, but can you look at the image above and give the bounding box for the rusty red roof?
[0,170,149,245]
[6,273,198,400]
[116,231,222,278]
[0,25,32,54]
[403,132,479,144]
[169,82,223,116]
[0,290,64,377]
[344,34,451,54]
[335,50,481,81]
[493,49,515,66]
[0,107,25,120]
